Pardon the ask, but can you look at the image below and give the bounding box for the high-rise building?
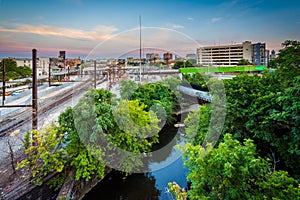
[252,43,268,66]
[196,41,269,66]
[163,52,173,66]
[146,53,155,61]
[59,51,66,62]
[146,53,160,64]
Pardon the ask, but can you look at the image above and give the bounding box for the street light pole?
[48,61,51,87]
[94,60,96,88]
[2,60,6,106]
[139,15,142,82]
[32,49,38,130]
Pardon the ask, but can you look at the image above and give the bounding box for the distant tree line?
[0,58,32,81]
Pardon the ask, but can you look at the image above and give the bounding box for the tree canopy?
[182,134,300,200]
[18,86,168,189]
[173,40,300,199]
[18,125,67,185]
[237,58,252,65]
[172,60,194,69]
[130,82,179,125]
[0,58,32,80]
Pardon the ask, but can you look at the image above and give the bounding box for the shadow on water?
[84,171,161,199]
[83,124,189,200]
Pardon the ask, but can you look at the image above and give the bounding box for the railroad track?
[0,78,107,137]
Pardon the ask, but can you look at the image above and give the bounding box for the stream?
[83,125,189,200]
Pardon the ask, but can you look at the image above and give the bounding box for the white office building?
[196,41,268,66]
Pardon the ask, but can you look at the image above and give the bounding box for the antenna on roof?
[139,15,142,82]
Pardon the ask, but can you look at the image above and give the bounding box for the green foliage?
[120,79,139,99]
[182,73,210,91]
[58,88,162,174]
[168,182,187,200]
[130,82,178,125]
[184,104,211,145]
[173,60,193,69]
[184,77,226,147]
[18,81,180,187]
[222,69,300,179]
[269,40,300,70]
[223,74,264,141]
[70,148,105,181]
[47,173,66,191]
[161,77,182,98]
[58,92,107,181]
[220,40,300,180]
[17,124,67,185]
[237,58,252,65]
[0,58,32,80]
[187,59,197,65]
[180,40,300,199]
[181,134,300,200]
[112,100,160,151]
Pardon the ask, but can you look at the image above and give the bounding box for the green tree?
[269,40,300,87]
[59,88,162,173]
[237,58,252,65]
[58,89,111,180]
[168,182,187,200]
[222,72,300,180]
[160,77,182,99]
[18,124,67,185]
[187,59,197,66]
[173,60,193,69]
[0,58,32,80]
[181,134,300,200]
[108,99,161,172]
[222,42,300,179]
[111,100,160,152]
[120,79,138,99]
[182,73,210,91]
[130,82,178,125]
[184,104,211,145]
[176,40,300,199]
[269,40,300,70]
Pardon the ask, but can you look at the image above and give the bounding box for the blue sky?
[0,0,299,58]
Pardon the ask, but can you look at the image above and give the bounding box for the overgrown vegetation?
[18,79,179,192]
[170,40,300,199]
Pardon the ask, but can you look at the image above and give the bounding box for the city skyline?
[0,0,299,59]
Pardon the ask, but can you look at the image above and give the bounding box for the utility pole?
[2,60,6,106]
[139,15,142,82]
[0,50,38,135]
[48,61,51,87]
[32,49,38,130]
[94,60,96,88]
[67,64,70,80]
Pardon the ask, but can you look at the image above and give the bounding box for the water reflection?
[83,125,188,200]
[84,171,161,199]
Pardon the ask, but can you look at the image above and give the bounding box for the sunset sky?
[0,0,299,59]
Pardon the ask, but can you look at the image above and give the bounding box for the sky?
[0,0,299,59]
